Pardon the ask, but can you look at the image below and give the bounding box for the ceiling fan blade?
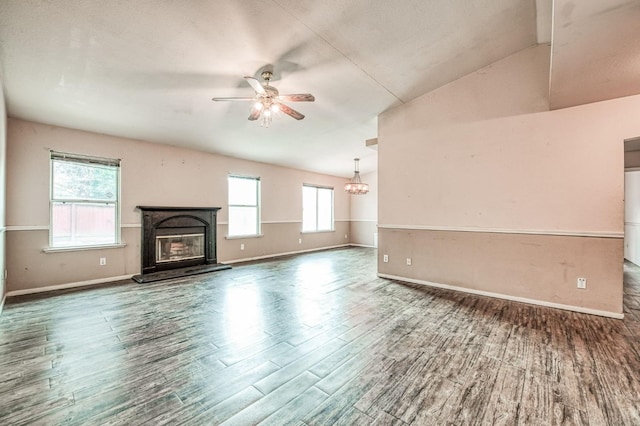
[248,108,261,121]
[278,103,305,120]
[279,94,315,102]
[244,76,266,95]
[212,97,255,101]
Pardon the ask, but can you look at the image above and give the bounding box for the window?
[228,175,261,237]
[302,184,334,232]
[50,151,121,248]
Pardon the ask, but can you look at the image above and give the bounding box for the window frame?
[49,151,122,250]
[227,174,262,238]
[302,184,335,233]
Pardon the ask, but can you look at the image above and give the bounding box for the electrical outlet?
[99,257,107,266]
[344,234,348,239]
[577,277,586,289]
[383,254,389,263]
[406,258,412,266]
[240,243,245,250]
[298,238,302,244]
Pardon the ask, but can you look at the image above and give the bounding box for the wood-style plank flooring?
[1,247,640,425]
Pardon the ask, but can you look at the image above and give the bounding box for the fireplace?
[156,233,205,263]
[132,206,230,283]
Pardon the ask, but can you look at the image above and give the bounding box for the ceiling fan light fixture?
[212,68,314,127]
[344,158,369,195]
[261,108,273,128]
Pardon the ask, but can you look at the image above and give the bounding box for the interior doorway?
[624,137,640,266]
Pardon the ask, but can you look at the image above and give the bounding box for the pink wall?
[379,44,637,234]
[350,170,377,221]
[378,44,640,316]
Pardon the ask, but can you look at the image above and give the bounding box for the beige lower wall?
[378,228,623,315]
[6,222,351,293]
[350,221,377,247]
[218,221,350,262]
[6,228,140,292]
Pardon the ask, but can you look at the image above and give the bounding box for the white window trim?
[302,183,335,233]
[49,151,122,250]
[227,174,261,238]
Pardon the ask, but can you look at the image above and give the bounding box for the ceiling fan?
[212,71,315,127]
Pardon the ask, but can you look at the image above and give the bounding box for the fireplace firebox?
[132,206,230,283]
[156,233,205,263]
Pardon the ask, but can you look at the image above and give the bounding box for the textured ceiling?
[550,0,640,110]
[0,1,637,177]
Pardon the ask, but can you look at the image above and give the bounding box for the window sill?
[43,243,127,253]
[225,234,264,240]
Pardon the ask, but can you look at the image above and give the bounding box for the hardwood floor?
[1,246,640,425]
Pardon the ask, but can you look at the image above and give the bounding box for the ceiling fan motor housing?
[261,70,273,82]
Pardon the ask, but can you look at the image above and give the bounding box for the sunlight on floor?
[223,283,264,348]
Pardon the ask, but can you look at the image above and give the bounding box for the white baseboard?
[224,244,351,264]
[6,274,135,297]
[378,273,624,320]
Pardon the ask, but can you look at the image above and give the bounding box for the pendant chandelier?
[344,158,369,195]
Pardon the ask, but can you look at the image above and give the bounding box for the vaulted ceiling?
[0,0,638,176]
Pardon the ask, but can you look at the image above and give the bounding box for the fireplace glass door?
[156,233,205,263]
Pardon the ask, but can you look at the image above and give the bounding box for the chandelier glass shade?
[252,99,280,128]
[344,158,369,195]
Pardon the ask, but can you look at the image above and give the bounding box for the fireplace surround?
[132,206,230,283]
